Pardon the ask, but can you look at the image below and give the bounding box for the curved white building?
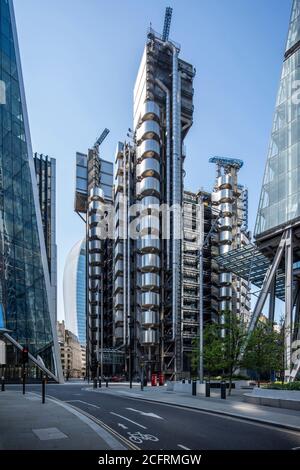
[63,239,86,345]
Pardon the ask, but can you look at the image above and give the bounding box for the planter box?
[244,388,300,410]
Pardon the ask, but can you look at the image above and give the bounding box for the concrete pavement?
[0,390,126,450]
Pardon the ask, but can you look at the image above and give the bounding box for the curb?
[88,388,300,433]
[29,392,127,450]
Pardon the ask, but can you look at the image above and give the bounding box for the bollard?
[106,379,108,388]
[42,376,46,404]
[93,378,97,389]
[99,378,102,388]
[205,381,210,398]
[221,381,226,399]
[22,372,26,395]
[192,380,197,396]
[182,378,185,384]
[1,376,5,392]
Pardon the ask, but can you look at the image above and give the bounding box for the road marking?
[110,412,147,429]
[121,396,300,436]
[118,423,128,430]
[126,407,163,419]
[65,400,100,409]
[30,393,126,450]
[178,444,191,450]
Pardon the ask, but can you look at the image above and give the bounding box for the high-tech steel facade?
[210,157,251,328]
[113,23,195,379]
[74,146,114,378]
[0,0,62,381]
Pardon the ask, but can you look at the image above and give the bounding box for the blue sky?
[13,0,292,321]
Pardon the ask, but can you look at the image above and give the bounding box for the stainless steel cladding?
[136,100,161,346]
[136,176,160,197]
[88,185,104,361]
[138,139,160,160]
[141,329,159,344]
[141,273,160,289]
[136,158,160,179]
[136,120,160,143]
[141,253,160,271]
[140,236,160,253]
[141,310,159,327]
[140,101,160,123]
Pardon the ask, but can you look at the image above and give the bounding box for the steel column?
[268,277,276,325]
[248,229,288,335]
[284,228,293,379]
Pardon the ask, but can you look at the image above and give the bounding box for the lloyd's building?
[0,0,62,382]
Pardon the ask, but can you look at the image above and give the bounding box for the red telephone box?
[151,373,157,386]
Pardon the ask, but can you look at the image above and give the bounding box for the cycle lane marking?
[110,412,147,429]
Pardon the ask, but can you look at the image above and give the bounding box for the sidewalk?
[0,390,125,450]
[87,385,300,432]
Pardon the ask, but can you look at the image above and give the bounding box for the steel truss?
[248,228,300,381]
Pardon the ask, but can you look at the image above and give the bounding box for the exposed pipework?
[155,78,171,269]
[88,184,104,377]
[171,45,181,347]
[123,147,127,347]
[136,100,161,349]
[153,38,182,349]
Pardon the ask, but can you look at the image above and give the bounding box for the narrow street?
[12,383,300,451]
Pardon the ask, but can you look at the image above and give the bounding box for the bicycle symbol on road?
[127,431,159,444]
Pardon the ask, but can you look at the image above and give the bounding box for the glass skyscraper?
[0,0,62,380]
[255,0,300,237]
[63,239,86,345]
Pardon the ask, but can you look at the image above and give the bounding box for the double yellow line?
[64,403,141,451]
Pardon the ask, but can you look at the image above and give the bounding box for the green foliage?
[221,310,248,394]
[191,322,224,378]
[242,320,284,384]
[264,381,300,391]
[191,311,248,395]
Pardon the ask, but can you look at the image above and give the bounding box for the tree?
[203,323,224,380]
[221,310,248,395]
[191,322,224,379]
[242,320,284,386]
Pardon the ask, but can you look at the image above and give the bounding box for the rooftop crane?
[162,7,173,42]
[94,128,110,149]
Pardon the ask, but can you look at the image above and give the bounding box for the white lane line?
[30,393,126,450]
[110,412,147,430]
[126,407,164,419]
[118,423,128,430]
[178,444,191,450]
[65,400,100,409]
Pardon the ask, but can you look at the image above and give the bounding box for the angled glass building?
[255,0,300,237]
[63,239,86,345]
[0,0,62,381]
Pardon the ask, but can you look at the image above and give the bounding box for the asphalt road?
[11,383,300,450]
